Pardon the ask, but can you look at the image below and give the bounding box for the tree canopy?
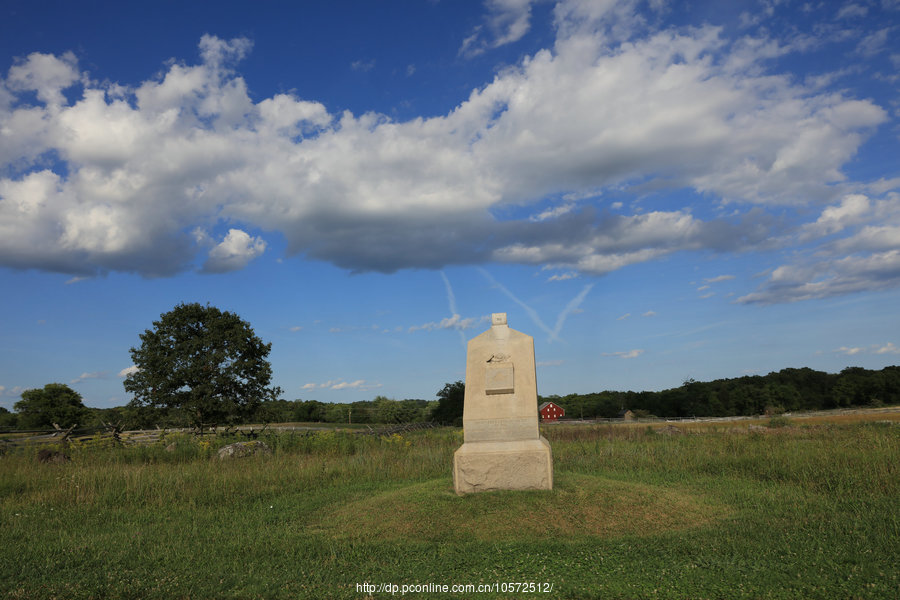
[0,406,16,429]
[14,383,87,429]
[430,380,465,425]
[124,303,281,428]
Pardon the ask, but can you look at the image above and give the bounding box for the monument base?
[452,437,553,495]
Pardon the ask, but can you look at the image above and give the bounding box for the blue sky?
[1,0,899,410]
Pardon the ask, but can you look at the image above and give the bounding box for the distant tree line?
[541,366,900,419]
[5,304,896,432]
[3,367,897,431]
[0,387,441,431]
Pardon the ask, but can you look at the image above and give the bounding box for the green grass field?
[1,419,898,599]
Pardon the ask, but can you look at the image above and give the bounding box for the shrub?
[767,415,791,428]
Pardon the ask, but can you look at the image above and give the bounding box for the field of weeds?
[1,417,898,599]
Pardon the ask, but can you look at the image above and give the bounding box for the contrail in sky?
[552,283,594,340]
[478,269,594,343]
[440,271,467,348]
[441,271,458,314]
[478,268,558,341]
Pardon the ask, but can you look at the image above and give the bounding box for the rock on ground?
[659,425,682,435]
[216,440,272,460]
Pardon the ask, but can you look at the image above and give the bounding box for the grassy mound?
[318,472,730,542]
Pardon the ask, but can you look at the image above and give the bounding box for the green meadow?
[1,419,898,599]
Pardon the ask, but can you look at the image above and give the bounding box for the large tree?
[430,381,465,425]
[14,383,87,429]
[124,303,281,428]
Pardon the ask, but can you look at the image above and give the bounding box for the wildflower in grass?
[380,433,411,447]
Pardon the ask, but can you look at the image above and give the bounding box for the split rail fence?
[6,406,893,451]
[0,421,440,451]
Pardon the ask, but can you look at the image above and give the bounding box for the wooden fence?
[0,421,440,451]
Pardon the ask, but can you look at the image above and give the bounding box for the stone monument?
[452,312,553,494]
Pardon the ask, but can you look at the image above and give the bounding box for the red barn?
[538,401,565,422]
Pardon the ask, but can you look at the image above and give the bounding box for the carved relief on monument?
[485,361,514,395]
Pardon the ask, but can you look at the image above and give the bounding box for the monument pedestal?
[453,438,553,494]
[453,312,553,495]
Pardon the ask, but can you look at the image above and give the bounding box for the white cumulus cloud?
[875,342,900,354]
[461,0,535,57]
[301,379,382,391]
[70,371,106,384]
[835,342,900,356]
[0,8,892,303]
[200,229,267,274]
[0,385,25,398]
[603,349,644,359]
[703,275,735,283]
[409,314,487,333]
[6,51,80,105]
[118,366,140,378]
